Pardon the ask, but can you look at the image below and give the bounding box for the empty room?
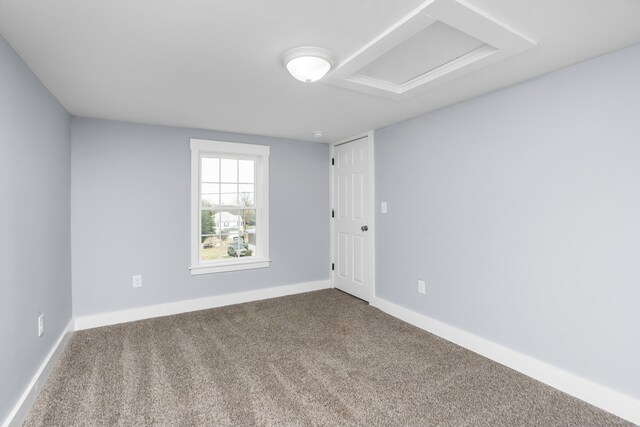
[1,0,639,425]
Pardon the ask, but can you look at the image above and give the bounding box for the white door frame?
[329,130,376,301]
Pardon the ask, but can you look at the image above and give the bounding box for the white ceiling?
[1,0,639,143]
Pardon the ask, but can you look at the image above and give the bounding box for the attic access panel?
[324,0,536,100]
[357,22,487,86]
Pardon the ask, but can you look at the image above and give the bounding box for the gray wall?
[375,43,640,399]
[71,118,329,317]
[0,35,72,421]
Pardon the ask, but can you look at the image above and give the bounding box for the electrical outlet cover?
[132,274,142,288]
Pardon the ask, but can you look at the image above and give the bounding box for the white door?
[332,135,373,301]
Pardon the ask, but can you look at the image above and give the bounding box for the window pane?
[239,183,253,194]
[220,193,238,206]
[239,160,254,183]
[220,183,237,194]
[239,194,254,207]
[239,184,254,206]
[200,209,256,261]
[220,183,239,207]
[201,157,219,182]
[202,183,219,194]
[202,183,220,207]
[239,184,254,205]
[220,159,237,182]
[202,194,219,207]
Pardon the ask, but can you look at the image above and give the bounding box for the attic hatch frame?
[324,0,536,100]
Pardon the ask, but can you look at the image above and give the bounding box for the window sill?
[190,258,271,275]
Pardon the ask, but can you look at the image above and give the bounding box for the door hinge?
[331,209,334,218]
[331,158,335,166]
[331,263,335,271]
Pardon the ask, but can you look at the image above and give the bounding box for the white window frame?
[190,138,270,275]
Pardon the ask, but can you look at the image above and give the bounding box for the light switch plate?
[418,280,426,295]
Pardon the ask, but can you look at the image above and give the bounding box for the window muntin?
[190,139,269,274]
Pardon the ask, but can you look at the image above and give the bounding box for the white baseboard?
[370,296,640,425]
[3,319,74,427]
[14,286,634,425]
[74,280,331,331]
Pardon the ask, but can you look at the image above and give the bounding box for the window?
[190,139,270,274]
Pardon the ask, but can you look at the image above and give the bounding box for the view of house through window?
[200,157,257,261]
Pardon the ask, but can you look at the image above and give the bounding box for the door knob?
[361,225,368,231]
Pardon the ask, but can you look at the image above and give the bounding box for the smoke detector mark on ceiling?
[324,0,536,100]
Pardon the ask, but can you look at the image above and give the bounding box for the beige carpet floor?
[25,289,630,426]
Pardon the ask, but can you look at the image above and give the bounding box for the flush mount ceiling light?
[282,47,334,83]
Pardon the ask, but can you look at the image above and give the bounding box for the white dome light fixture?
[282,47,334,83]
